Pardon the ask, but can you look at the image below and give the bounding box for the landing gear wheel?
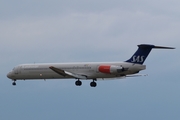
[12,82,16,86]
[90,81,97,87]
[75,80,82,86]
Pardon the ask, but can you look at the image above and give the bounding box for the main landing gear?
[75,79,97,87]
[75,80,82,86]
[12,80,16,86]
[90,79,97,87]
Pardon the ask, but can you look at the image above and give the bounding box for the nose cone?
[7,72,13,79]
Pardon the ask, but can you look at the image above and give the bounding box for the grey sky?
[0,0,179,120]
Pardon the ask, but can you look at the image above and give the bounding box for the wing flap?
[49,66,87,79]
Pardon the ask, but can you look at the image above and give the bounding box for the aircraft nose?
[7,72,13,79]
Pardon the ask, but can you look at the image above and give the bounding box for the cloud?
[1,0,179,65]
[1,1,180,120]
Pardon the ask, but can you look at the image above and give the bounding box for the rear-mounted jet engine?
[98,65,124,74]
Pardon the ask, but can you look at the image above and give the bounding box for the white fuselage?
[7,62,146,81]
[6,44,174,87]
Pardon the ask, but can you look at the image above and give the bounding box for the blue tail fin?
[125,44,175,64]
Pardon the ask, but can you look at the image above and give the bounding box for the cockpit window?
[12,66,20,74]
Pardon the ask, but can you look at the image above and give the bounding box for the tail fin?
[125,44,175,64]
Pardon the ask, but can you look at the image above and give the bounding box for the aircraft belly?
[15,71,71,80]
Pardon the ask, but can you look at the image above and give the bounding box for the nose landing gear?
[12,80,16,86]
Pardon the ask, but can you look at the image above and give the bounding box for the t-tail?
[125,44,175,64]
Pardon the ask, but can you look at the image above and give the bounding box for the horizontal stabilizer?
[138,44,175,49]
[152,45,175,49]
[126,44,175,64]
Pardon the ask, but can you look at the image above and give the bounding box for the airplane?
[7,44,175,87]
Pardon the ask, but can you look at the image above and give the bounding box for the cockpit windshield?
[12,66,21,74]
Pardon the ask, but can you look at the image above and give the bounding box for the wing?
[126,74,148,77]
[97,74,147,80]
[49,66,87,79]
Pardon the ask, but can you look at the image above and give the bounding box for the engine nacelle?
[98,65,124,74]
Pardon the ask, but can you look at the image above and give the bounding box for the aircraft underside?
[7,44,174,87]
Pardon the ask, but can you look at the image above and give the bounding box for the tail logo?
[131,56,145,63]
